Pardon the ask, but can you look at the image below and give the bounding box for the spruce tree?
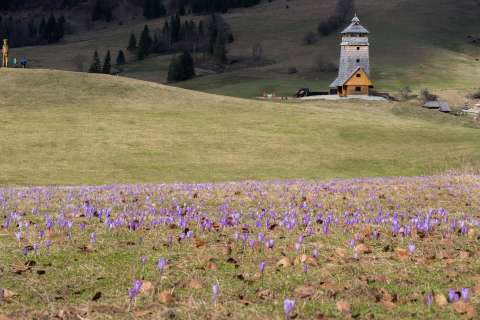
[127,32,137,52]
[207,14,218,55]
[143,0,152,19]
[92,0,102,21]
[102,50,111,74]
[213,30,227,64]
[57,15,66,39]
[137,24,152,60]
[179,50,195,80]
[88,50,102,73]
[104,0,113,22]
[116,49,126,65]
[167,51,195,82]
[45,14,57,43]
[167,56,181,82]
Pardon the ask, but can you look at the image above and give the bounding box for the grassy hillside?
[9,0,480,98]
[0,68,478,186]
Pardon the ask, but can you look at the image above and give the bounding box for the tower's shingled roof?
[341,14,369,34]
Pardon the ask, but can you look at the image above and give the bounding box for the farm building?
[330,15,374,97]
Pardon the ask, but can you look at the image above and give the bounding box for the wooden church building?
[329,14,374,96]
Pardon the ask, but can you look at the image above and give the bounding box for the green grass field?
[9,0,480,98]
[0,68,478,186]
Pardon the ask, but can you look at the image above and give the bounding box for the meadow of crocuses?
[1,174,479,319]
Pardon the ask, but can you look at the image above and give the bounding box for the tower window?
[357,47,360,50]
[356,59,360,63]
[356,73,361,77]
[355,87,362,92]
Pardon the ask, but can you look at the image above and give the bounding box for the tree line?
[0,0,262,15]
[126,14,232,63]
[89,13,233,83]
[0,0,82,10]
[172,0,261,14]
[0,14,67,48]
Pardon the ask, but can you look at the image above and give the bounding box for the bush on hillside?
[167,51,195,82]
[312,55,338,73]
[303,31,317,45]
[287,67,298,74]
[399,86,412,100]
[420,89,438,102]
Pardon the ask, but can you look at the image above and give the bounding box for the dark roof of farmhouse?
[341,15,370,34]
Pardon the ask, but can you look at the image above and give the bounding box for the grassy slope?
[9,0,480,98]
[0,69,479,186]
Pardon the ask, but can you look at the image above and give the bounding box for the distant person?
[20,58,27,68]
[12,57,17,67]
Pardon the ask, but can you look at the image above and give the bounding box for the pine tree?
[57,15,66,39]
[207,14,218,55]
[179,50,195,80]
[92,0,102,21]
[116,49,126,65]
[102,50,111,74]
[167,56,181,82]
[137,24,152,60]
[167,51,195,83]
[88,50,102,73]
[104,0,113,22]
[213,29,227,64]
[155,1,166,17]
[45,14,57,43]
[143,0,152,19]
[127,32,137,52]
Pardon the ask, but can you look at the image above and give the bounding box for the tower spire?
[352,13,360,24]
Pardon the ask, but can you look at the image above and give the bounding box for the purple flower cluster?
[0,174,478,314]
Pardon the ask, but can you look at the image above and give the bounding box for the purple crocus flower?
[283,298,295,319]
[425,293,433,306]
[157,257,166,274]
[408,244,416,254]
[303,263,308,273]
[259,261,266,274]
[212,283,219,303]
[294,242,301,252]
[129,279,142,303]
[312,248,319,258]
[140,255,148,265]
[461,288,469,301]
[448,288,459,302]
[258,233,265,242]
[90,231,96,244]
[266,239,274,249]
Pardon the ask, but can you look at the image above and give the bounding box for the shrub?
[312,55,338,73]
[287,67,298,74]
[420,89,438,102]
[399,86,412,100]
[303,31,317,45]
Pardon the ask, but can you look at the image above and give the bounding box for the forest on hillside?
[0,0,262,12]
